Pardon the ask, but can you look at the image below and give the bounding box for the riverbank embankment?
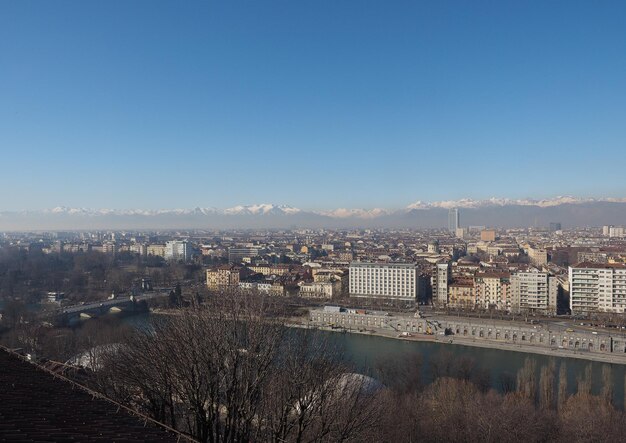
[303,307,626,365]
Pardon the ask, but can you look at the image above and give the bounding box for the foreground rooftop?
[0,348,184,442]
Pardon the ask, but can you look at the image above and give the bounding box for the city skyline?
[2,1,626,210]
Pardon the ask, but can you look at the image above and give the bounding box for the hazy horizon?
[2,194,626,213]
[2,196,626,231]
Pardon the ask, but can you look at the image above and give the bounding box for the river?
[334,332,626,405]
[122,313,626,408]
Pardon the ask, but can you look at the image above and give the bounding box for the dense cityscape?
[4,211,626,440]
[3,0,626,441]
[4,208,626,314]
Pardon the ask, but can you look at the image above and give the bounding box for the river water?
[334,332,626,405]
[122,313,626,408]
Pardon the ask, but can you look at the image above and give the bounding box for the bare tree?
[375,352,422,394]
[516,358,537,402]
[97,291,384,443]
[498,371,516,394]
[416,377,556,443]
[623,373,626,410]
[559,393,626,442]
[576,364,593,397]
[539,361,557,410]
[601,365,613,406]
[558,362,568,411]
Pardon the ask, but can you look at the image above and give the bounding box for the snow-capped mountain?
[41,204,300,217]
[3,197,626,230]
[320,208,391,219]
[223,204,301,215]
[405,196,626,210]
[38,196,626,219]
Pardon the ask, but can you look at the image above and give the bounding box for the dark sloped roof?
[0,348,186,442]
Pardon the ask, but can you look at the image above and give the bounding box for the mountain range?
[1,197,626,230]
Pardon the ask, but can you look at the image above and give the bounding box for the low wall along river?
[310,308,626,359]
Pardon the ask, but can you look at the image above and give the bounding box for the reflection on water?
[124,313,626,408]
[333,332,626,408]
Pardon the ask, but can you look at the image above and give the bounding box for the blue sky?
[1,0,626,211]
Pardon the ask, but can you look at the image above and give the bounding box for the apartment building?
[228,247,260,264]
[313,269,348,294]
[239,280,285,296]
[147,244,166,257]
[299,280,341,299]
[448,282,476,309]
[528,246,548,266]
[165,240,192,262]
[510,270,557,314]
[569,263,626,314]
[336,251,354,262]
[434,262,451,306]
[480,229,496,242]
[349,262,417,301]
[130,243,147,257]
[206,265,240,290]
[448,208,460,233]
[247,264,291,276]
[474,272,510,310]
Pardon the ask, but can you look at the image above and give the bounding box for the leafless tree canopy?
[95,293,384,442]
[68,292,626,443]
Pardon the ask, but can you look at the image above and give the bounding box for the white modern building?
[510,270,557,314]
[601,225,626,238]
[349,262,417,301]
[569,263,626,314]
[164,240,192,262]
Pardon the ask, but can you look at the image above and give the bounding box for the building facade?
[474,272,510,310]
[228,247,260,264]
[435,262,450,306]
[528,246,548,266]
[206,265,241,290]
[448,208,460,234]
[247,264,291,276]
[299,281,341,299]
[510,270,557,314]
[349,262,417,301]
[569,263,626,314]
[147,244,166,257]
[480,229,496,242]
[549,222,562,232]
[164,240,192,261]
[448,282,476,309]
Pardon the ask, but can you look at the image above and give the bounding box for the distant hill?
[1,198,625,230]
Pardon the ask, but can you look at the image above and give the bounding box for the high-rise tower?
[448,208,460,233]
